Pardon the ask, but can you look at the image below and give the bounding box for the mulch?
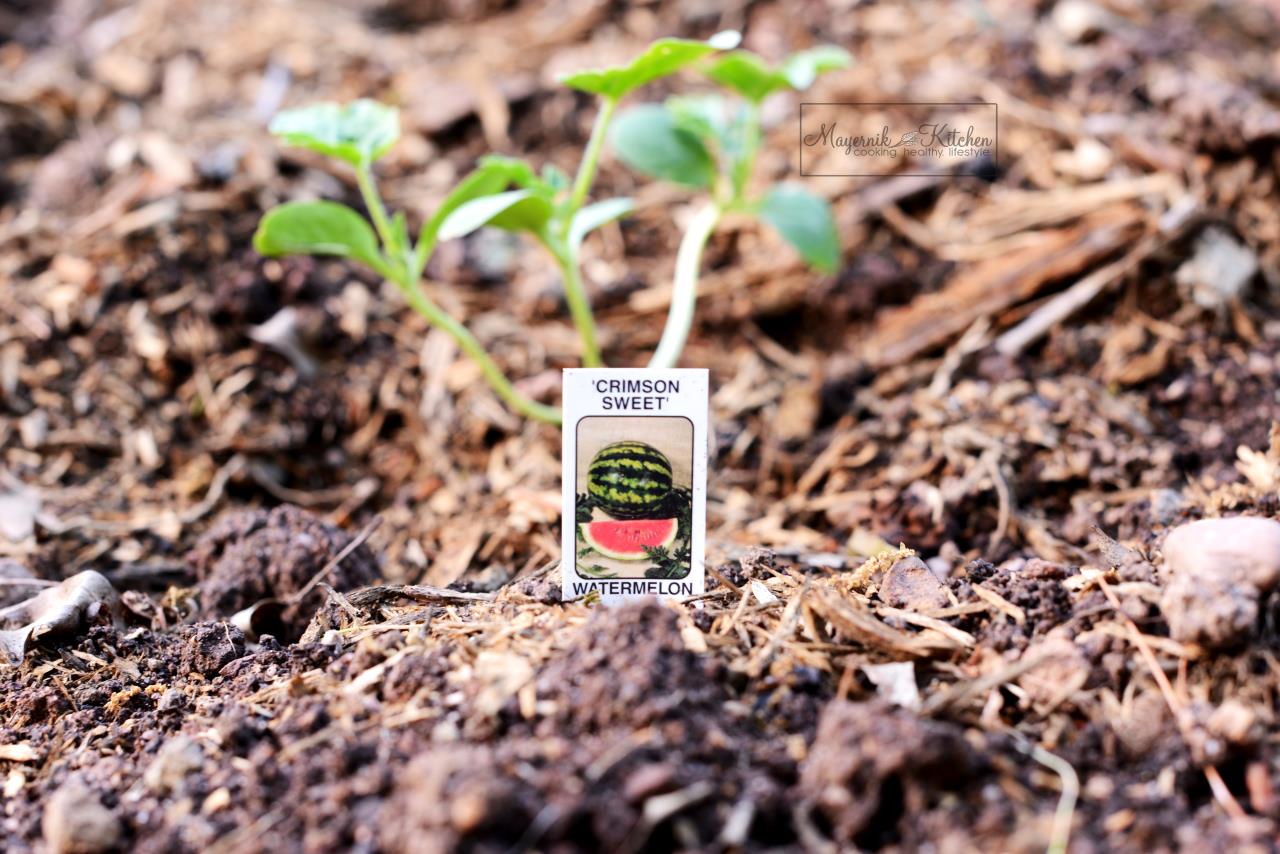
[3,0,1280,850]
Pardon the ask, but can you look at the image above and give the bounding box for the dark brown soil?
[188,505,381,638]
[4,0,1280,851]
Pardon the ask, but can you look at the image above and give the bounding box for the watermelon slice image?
[581,518,678,561]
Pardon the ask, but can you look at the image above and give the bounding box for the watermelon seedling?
[253,35,841,419]
[581,518,679,561]
[587,441,674,519]
[253,32,742,423]
[609,45,851,368]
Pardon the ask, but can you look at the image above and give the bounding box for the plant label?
[562,368,709,603]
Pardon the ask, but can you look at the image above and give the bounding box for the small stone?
[1018,634,1089,706]
[143,736,204,794]
[92,52,155,98]
[623,762,677,803]
[448,789,490,834]
[925,556,952,580]
[1149,488,1185,525]
[1208,699,1258,746]
[156,689,187,713]
[1111,690,1170,757]
[1174,227,1259,311]
[879,557,949,612]
[1051,0,1114,42]
[1161,516,1280,590]
[1160,517,1280,649]
[43,776,122,854]
[0,487,40,542]
[18,410,48,448]
[1161,571,1257,649]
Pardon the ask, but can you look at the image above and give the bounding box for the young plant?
[254,31,740,425]
[608,45,851,368]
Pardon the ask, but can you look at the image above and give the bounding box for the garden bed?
[3,0,1280,850]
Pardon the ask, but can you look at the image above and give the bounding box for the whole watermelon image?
[587,440,673,519]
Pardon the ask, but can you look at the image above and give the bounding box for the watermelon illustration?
[581,518,679,561]
[587,441,673,519]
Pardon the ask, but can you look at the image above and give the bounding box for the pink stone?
[1162,516,1280,590]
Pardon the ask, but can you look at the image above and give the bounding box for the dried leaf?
[1091,525,1138,568]
[861,662,921,710]
[0,487,39,542]
[230,599,286,641]
[0,743,39,762]
[1235,424,1280,493]
[806,585,938,658]
[472,651,534,717]
[0,571,121,665]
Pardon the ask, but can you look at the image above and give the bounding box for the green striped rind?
[587,441,673,519]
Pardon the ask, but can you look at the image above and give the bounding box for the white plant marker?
[562,369,709,603]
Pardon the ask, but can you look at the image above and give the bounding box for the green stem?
[362,166,558,422]
[549,97,618,367]
[551,244,604,367]
[731,100,762,201]
[357,165,398,261]
[648,202,721,369]
[392,278,561,425]
[566,96,618,227]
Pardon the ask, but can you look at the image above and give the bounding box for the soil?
[4,0,1280,851]
[188,504,382,638]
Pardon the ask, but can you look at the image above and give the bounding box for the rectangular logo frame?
[799,101,999,177]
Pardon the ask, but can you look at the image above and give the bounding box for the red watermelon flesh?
[581,518,678,561]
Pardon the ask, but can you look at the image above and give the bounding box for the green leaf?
[609,104,717,189]
[437,189,552,241]
[416,157,544,269]
[478,154,545,190]
[269,100,399,167]
[541,163,571,192]
[568,197,634,252]
[758,185,839,273]
[254,201,387,273]
[705,52,787,102]
[487,193,554,234]
[782,46,852,90]
[666,94,730,147]
[706,46,851,100]
[559,30,740,100]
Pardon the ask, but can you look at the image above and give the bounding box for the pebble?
[143,735,204,794]
[1110,690,1170,757]
[623,762,677,803]
[1052,0,1114,42]
[1161,571,1257,649]
[1208,699,1258,746]
[156,688,187,713]
[1018,634,1089,707]
[1162,517,1280,590]
[879,557,950,612]
[1159,517,1280,648]
[43,777,122,854]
